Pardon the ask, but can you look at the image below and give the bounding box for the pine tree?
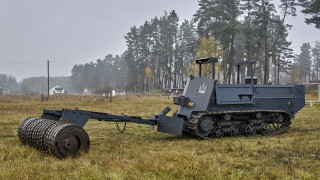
[175,20,197,88]
[196,37,222,79]
[295,43,312,83]
[312,41,320,81]
[299,0,320,29]
[194,0,241,83]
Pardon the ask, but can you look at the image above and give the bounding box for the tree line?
[0,75,71,94]
[1,1,319,94]
[67,0,320,93]
[70,54,126,94]
[71,11,197,93]
[0,74,19,93]
[291,41,320,83]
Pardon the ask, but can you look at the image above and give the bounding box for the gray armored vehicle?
[18,57,305,158]
[173,57,305,138]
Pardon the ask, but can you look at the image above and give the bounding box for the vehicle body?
[18,57,305,158]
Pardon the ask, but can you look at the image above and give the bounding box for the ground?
[0,95,319,179]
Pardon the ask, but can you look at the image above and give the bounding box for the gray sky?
[0,0,319,81]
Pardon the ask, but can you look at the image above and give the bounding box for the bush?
[94,85,112,94]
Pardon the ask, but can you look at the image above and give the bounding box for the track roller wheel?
[260,124,272,136]
[211,127,224,138]
[242,124,255,136]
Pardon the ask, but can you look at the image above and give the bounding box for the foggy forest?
[1,0,319,94]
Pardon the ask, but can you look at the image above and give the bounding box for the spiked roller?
[18,118,90,158]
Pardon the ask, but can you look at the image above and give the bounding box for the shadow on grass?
[153,133,202,141]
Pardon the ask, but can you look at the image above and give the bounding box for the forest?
[0,75,72,94]
[1,0,319,94]
[68,0,320,93]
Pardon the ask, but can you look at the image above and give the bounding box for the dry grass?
[0,95,319,180]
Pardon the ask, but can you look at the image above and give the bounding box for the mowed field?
[0,95,319,180]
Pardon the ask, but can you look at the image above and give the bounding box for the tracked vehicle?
[18,57,305,158]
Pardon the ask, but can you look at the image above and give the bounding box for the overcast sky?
[0,0,319,81]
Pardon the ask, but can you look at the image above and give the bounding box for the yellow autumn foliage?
[187,36,222,78]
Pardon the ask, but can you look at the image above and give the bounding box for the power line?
[50,60,76,66]
[0,60,81,66]
[0,60,45,66]
[0,60,78,67]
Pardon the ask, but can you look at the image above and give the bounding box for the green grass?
[0,95,319,179]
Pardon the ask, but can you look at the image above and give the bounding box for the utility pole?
[47,60,49,101]
[268,53,273,85]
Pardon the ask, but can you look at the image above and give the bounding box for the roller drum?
[18,117,41,144]
[25,119,44,146]
[18,117,90,158]
[36,120,57,150]
[44,123,90,159]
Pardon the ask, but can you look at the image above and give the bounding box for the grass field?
[0,95,319,180]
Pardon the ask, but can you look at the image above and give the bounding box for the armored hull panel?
[176,77,305,117]
[176,77,215,118]
[174,76,305,138]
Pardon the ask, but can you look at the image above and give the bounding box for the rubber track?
[187,110,292,139]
